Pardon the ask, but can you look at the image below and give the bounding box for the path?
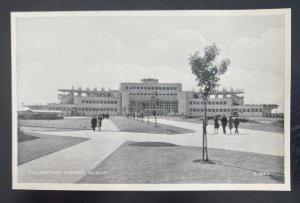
[17,117,284,183]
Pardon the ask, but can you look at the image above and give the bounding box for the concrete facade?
[28,78,278,117]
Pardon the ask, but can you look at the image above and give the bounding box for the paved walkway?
[18,118,284,183]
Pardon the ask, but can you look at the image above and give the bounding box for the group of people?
[214,114,240,134]
[91,114,105,131]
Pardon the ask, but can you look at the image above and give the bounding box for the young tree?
[189,43,231,162]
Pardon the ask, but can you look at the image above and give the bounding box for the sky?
[15,12,286,112]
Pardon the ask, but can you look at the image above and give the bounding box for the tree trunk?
[203,99,209,161]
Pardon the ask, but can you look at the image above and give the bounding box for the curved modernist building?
[27,78,278,118]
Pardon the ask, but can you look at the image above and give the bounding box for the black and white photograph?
[11,9,291,191]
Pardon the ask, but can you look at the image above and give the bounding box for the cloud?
[142,29,210,71]
[220,68,284,112]
[229,27,284,78]
[18,29,129,66]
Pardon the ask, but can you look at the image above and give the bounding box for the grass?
[18,117,92,130]
[18,132,89,165]
[164,116,284,133]
[18,131,38,142]
[110,117,195,134]
[78,141,284,184]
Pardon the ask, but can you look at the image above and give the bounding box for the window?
[219,101,223,105]
[130,86,132,89]
[167,87,169,90]
[208,102,211,105]
[224,101,227,105]
[220,109,223,112]
[170,87,173,90]
[104,101,106,104]
[163,87,165,90]
[259,109,262,112]
[208,109,211,112]
[247,109,250,112]
[133,86,136,89]
[148,87,151,90]
[255,109,258,112]
[190,101,192,105]
[155,87,158,90]
[216,109,219,112]
[223,109,226,112]
[126,86,128,89]
[212,101,215,105]
[193,102,196,105]
[216,101,219,105]
[212,109,215,112]
[197,102,200,105]
[141,87,143,90]
[197,109,200,112]
[174,87,177,90]
[159,87,162,90]
[201,109,204,112]
[137,87,139,90]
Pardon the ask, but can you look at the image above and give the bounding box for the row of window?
[129,93,177,96]
[49,107,70,111]
[189,108,263,113]
[78,108,118,112]
[81,100,118,104]
[189,101,227,105]
[125,86,178,91]
[48,107,118,112]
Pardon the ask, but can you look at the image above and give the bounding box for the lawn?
[18,132,89,165]
[18,117,92,131]
[164,116,284,133]
[110,117,195,134]
[78,141,284,184]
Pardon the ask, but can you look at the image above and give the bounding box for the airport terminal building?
[27,78,278,118]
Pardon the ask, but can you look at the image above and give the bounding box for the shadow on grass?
[18,131,39,142]
[129,142,178,147]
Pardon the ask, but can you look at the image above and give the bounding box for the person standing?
[234,116,240,134]
[98,115,103,131]
[228,116,233,134]
[214,115,219,134]
[221,114,228,134]
[91,115,97,131]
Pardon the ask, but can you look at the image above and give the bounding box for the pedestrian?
[91,115,97,131]
[228,116,233,134]
[141,112,144,122]
[214,115,219,134]
[234,116,240,134]
[221,114,228,134]
[97,115,103,131]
